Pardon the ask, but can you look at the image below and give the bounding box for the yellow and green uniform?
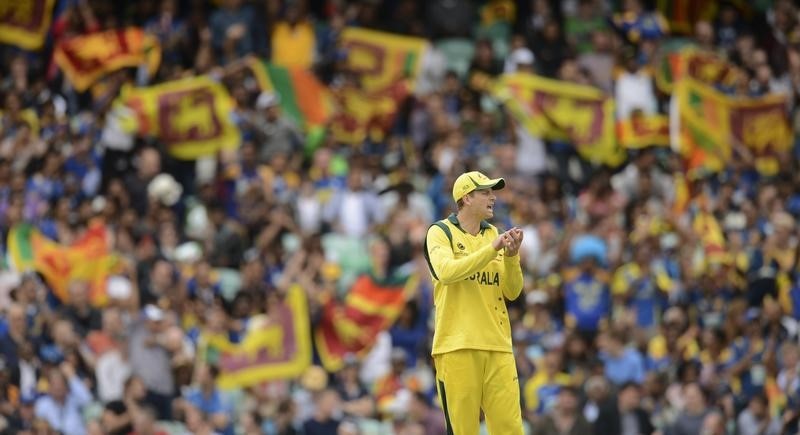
[424,213,524,435]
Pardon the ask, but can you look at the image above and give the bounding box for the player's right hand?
[492,230,514,251]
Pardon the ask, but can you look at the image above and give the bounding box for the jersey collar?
[447,213,491,233]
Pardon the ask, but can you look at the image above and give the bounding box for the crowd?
[1,0,800,434]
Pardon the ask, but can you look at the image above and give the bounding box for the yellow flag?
[494,73,624,167]
[121,76,240,160]
[0,0,55,50]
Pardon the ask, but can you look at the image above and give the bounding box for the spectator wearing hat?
[244,91,304,166]
[611,241,668,334]
[562,238,611,339]
[504,45,536,74]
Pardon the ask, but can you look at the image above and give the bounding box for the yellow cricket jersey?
[424,214,523,356]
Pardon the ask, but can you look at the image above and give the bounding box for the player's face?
[470,189,496,219]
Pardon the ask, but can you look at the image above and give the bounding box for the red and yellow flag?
[315,273,418,372]
[330,28,426,144]
[0,0,55,50]
[120,76,240,160]
[494,73,624,166]
[617,113,670,149]
[655,47,745,94]
[199,284,312,389]
[7,220,120,306]
[673,79,791,176]
[54,27,161,92]
[339,27,427,94]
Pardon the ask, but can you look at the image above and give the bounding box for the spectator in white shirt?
[325,169,384,238]
[614,47,657,120]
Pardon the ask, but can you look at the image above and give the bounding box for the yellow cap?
[452,171,506,202]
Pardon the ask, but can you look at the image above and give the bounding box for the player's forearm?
[502,255,523,300]
[433,244,498,284]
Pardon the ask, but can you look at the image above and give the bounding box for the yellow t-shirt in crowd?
[271,21,316,69]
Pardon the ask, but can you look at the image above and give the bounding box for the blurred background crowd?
[2,0,800,434]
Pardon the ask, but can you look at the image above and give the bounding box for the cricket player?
[423,170,524,434]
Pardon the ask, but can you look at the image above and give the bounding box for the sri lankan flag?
[671,79,731,176]
[119,76,240,160]
[672,79,791,177]
[329,80,411,145]
[329,28,426,144]
[493,73,625,167]
[246,58,333,151]
[54,27,161,92]
[7,220,120,306]
[339,27,427,94]
[198,284,311,388]
[0,0,55,50]
[655,44,688,94]
[616,113,670,149]
[655,46,743,94]
[315,271,418,372]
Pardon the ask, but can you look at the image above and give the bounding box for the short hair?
[456,191,474,210]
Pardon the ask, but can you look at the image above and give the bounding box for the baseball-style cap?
[452,171,506,202]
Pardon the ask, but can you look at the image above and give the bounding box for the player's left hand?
[504,227,523,257]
